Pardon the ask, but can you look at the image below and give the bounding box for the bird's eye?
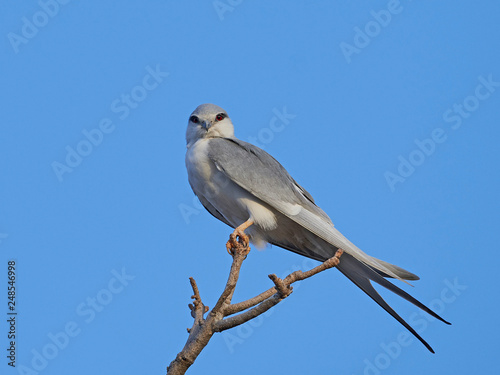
[215,113,225,122]
[190,116,199,123]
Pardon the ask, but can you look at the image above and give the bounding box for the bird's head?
[186,103,235,147]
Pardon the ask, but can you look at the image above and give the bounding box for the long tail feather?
[336,253,451,353]
[368,257,420,281]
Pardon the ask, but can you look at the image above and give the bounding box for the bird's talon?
[226,233,239,255]
[226,230,250,257]
[226,241,233,255]
[235,231,249,246]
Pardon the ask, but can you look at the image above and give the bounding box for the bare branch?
[268,274,293,298]
[188,277,205,323]
[224,287,276,316]
[214,293,283,332]
[284,250,343,283]
[211,234,249,315]
[166,234,343,375]
[215,250,343,332]
[225,249,344,316]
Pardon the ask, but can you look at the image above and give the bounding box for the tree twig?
[166,234,343,375]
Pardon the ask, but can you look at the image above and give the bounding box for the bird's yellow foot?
[226,224,252,256]
[226,231,249,255]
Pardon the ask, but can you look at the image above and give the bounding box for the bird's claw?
[226,230,250,256]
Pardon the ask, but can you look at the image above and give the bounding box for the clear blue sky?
[1,1,499,374]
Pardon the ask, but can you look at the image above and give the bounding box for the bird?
[185,103,450,353]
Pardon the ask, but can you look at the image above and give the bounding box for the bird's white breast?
[185,139,213,189]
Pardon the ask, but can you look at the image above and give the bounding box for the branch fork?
[167,233,343,375]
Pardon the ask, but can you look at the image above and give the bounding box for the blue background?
[1,1,499,374]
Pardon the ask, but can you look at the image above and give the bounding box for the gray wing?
[197,193,234,228]
[206,137,450,352]
[208,137,331,223]
[207,137,404,280]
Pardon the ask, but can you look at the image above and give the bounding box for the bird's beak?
[201,120,211,130]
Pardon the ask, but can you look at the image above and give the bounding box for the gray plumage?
[185,103,450,353]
